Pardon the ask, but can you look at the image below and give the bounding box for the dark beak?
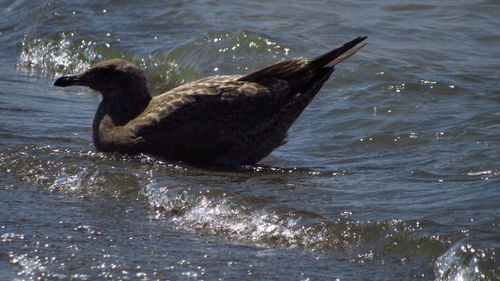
[53,74,86,87]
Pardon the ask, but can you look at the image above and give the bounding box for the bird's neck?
[92,87,151,151]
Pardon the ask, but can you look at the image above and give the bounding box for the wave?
[0,145,472,251]
[435,241,498,281]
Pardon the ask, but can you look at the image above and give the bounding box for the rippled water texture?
[1,0,499,280]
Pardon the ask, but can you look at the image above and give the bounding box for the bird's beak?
[53,74,86,87]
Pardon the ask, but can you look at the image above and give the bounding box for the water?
[1,0,499,280]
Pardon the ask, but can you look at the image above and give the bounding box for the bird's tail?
[311,36,367,68]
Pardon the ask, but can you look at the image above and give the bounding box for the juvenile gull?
[54,37,366,166]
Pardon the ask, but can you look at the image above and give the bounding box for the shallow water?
[1,0,499,280]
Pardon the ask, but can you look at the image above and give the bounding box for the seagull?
[54,36,366,166]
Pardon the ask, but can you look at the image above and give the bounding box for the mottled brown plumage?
[54,37,366,166]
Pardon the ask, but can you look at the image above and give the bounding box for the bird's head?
[54,59,149,100]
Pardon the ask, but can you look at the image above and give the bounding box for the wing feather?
[126,75,291,134]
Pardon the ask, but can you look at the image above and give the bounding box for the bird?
[54,36,366,166]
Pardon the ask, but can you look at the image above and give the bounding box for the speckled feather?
[54,37,366,165]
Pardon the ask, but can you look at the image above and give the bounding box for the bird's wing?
[117,71,300,162]
[126,58,314,128]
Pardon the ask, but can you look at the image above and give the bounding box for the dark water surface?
[1,0,499,280]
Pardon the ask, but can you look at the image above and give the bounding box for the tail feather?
[311,36,367,68]
[325,42,367,67]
